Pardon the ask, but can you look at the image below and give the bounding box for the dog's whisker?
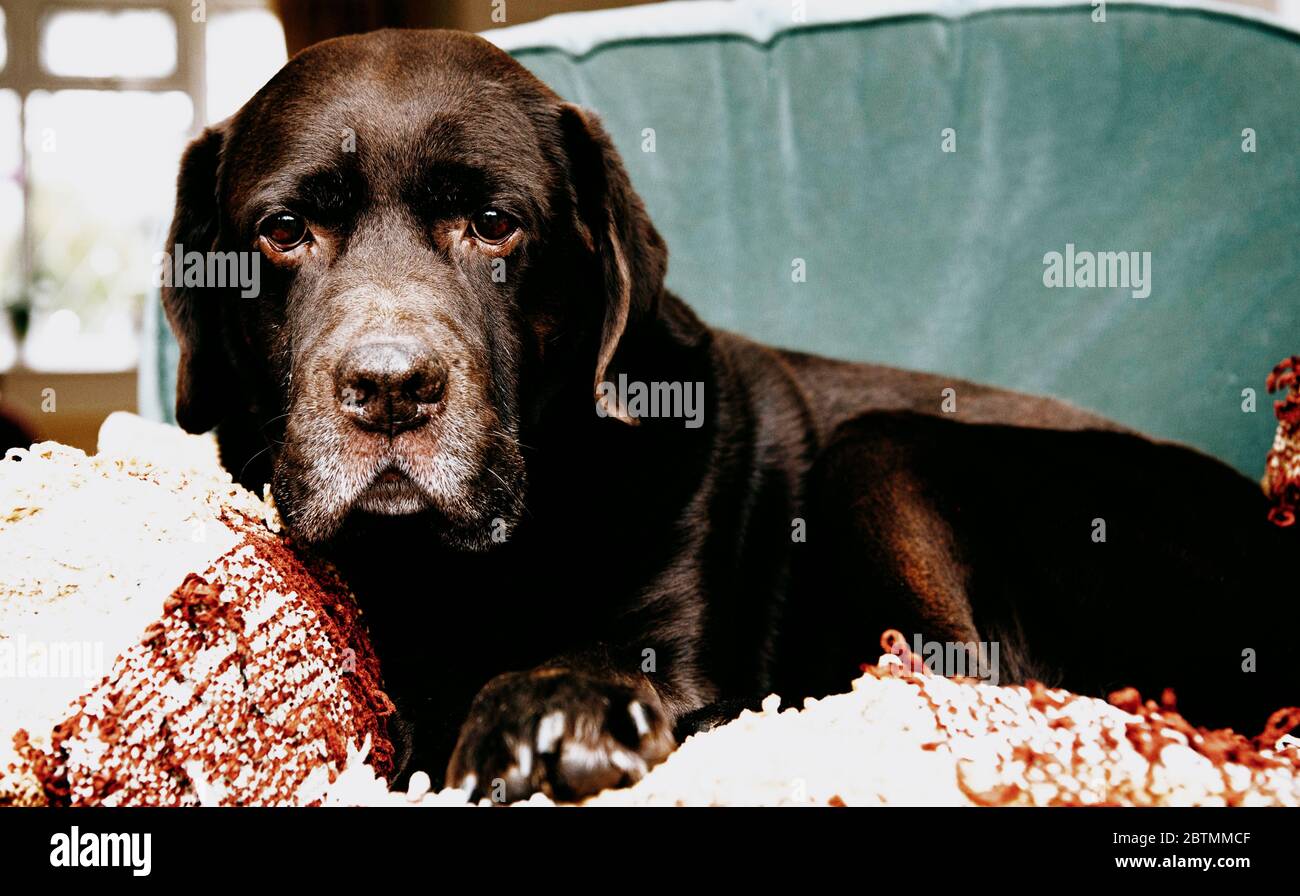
[482,464,521,506]
[237,443,276,484]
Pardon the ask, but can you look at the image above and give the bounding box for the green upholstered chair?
[145,0,1299,476]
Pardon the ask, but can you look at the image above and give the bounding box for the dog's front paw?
[446,669,675,803]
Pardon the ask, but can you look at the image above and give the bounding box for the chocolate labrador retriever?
[163,29,1298,801]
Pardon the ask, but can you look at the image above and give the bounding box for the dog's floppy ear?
[559,104,667,423]
[162,125,232,434]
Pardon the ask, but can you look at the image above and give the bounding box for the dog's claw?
[447,670,675,804]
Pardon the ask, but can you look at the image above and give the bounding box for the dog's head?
[163,30,666,549]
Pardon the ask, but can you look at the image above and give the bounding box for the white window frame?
[0,0,270,368]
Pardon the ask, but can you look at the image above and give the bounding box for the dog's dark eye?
[469,208,517,244]
[260,213,309,251]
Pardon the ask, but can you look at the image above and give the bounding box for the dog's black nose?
[335,340,447,434]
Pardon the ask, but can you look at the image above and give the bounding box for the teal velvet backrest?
[148,0,1299,476]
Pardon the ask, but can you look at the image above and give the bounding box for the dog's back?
[774,409,1297,733]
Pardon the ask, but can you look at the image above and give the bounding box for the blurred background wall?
[273,0,654,55]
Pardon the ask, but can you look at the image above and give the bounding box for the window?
[41,8,178,78]
[0,1,286,372]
